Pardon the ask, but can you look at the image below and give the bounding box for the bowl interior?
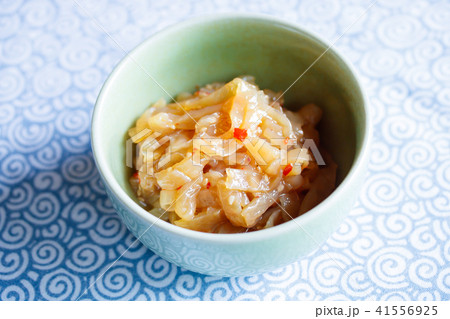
[95,16,365,206]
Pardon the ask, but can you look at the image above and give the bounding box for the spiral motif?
[33,34,62,60]
[368,141,398,172]
[0,36,32,65]
[68,202,98,229]
[73,67,103,91]
[378,81,409,106]
[0,219,32,249]
[367,247,413,289]
[430,110,450,133]
[0,67,25,102]
[404,65,436,90]
[377,214,413,240]
[377,15,425,49]
[25,192,60,225]
[1,280,35,301]
[31,240,64,270]
[399,140,436,170]
[115,233,148,260]
[329,219,359,245]
[42,220,68,240]
[7,118,54,153]
[5,182,34,211]
[351,232,383,257]
[33,171,63,191]
[33,65,71,98]
[60,88,85,108]
[405,170,439,200]
[360,49,403,78]
[93,197,115,215]
[40,269,81,300]
[89,215,127,245]
[23,103,56,122]
[21,0,55,27]
[139,230,164,254]
[360,173,404,213]
[91,261,139,300]
[408,258,438,288]
[66,243,106,273]
[0,250,29,280]
[404,91,436,121]
[203,281,234,300]
[54,11,81,35]
[136,254,177,287]
[169,274,202,300]
[409,225,438,251]
[59,39,100,71]
[341,265,374,298]
[182,250,216,274]
[61,134,91,153]
[381,114,417,145]
[412,40,444,64]
[308,253,350,294]
[56,109,90,137]
[61,155,95,184]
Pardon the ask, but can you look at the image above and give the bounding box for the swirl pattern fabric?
[0,0,449,300]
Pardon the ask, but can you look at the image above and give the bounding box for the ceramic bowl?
[91,14,370,276]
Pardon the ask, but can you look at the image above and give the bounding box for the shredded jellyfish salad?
[128,76,337,233]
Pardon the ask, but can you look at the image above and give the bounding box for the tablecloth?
[0,0,449,301]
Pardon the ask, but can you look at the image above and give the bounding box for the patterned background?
[0,0,449,301]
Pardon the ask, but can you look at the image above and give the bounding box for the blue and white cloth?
[0,0,449,300]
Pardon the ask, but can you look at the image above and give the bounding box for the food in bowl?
[128,76,337,233]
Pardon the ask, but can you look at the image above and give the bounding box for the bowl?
[91,14,370,276]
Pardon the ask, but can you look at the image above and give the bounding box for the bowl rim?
[91,12,371,244]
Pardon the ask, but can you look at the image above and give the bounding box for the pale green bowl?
[91,14,370,276]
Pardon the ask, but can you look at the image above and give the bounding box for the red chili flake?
[133,172,141,183]
[176,185,182,190]
[206,182,211,189]
[233,128,247,141]
[283,164,293,176]
[283,137,290,145]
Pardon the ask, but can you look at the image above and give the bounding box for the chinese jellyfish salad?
[128,76,337,233]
